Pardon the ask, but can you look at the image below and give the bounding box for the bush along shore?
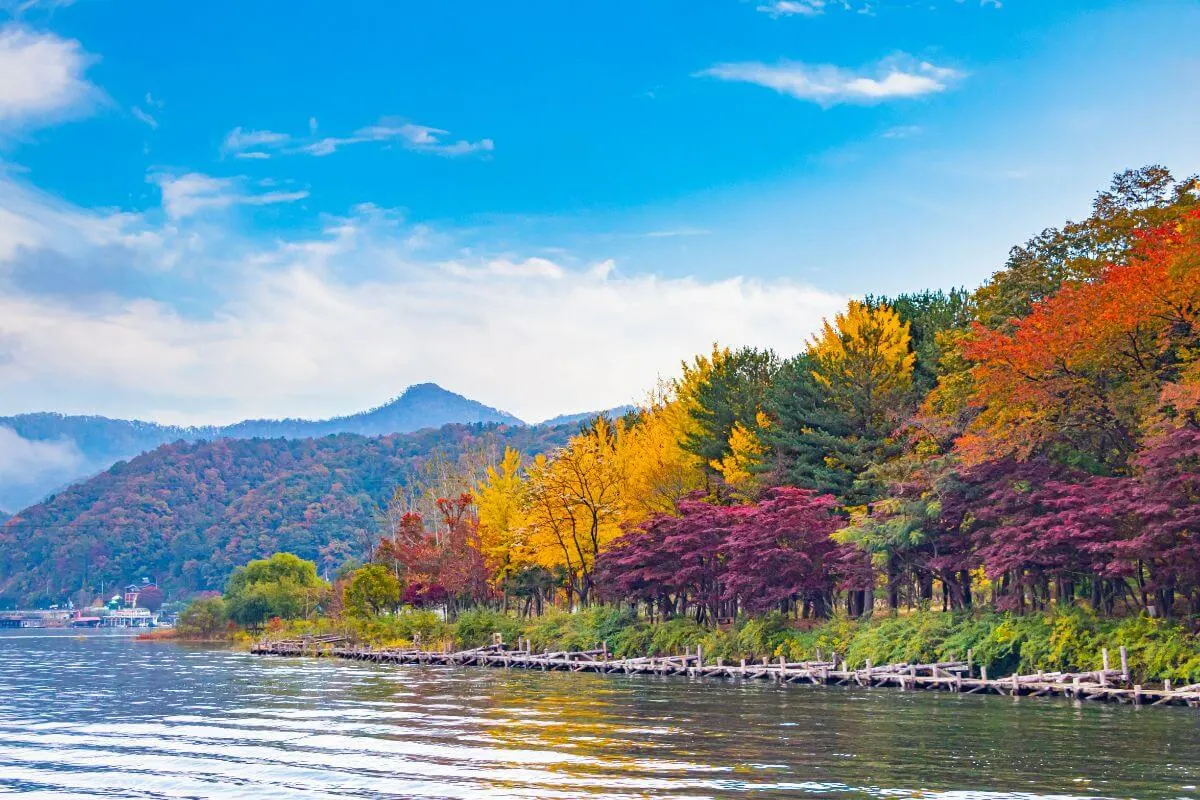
[239,606,1200,708]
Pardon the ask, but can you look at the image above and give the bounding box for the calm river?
[1,630,1197,799]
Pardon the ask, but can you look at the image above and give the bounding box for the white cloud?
[0,206,42,260]
[0,173,846,424]
[444,256,565,279]
[699,54,965,107]
[881,124,923,138]
[0,0,76,15]
[641,227,711,238]
[756,1,826,17]
[221,117,495,158]
[0,24,98,127]
[220,126,290,157]
[131,105,157,129]
[0,427,84,486]
[150,172,308,220]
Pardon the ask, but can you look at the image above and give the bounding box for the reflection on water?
[0,630,1197,798]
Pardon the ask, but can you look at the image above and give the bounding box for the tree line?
[325,165,1199,625]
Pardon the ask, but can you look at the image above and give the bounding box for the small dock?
[250,636,1200,709]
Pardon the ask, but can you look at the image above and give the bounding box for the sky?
[1,0,1198,425]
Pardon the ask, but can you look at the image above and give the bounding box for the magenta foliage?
[596,487,842,619]
[947,428,1200,610]
[1123,426,1200,600]
[720,487,841,615]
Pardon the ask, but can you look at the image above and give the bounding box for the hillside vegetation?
[0,423,571,606]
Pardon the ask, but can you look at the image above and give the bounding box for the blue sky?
[1,0,1198,428]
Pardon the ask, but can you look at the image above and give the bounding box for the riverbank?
[263,606,1200,685]
[250,635,1200,708]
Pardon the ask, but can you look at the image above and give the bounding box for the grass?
[265,606,1200,683]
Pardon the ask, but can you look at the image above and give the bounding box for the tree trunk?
[887,555,900,611]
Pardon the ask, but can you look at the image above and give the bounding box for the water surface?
[0,630,1196,798]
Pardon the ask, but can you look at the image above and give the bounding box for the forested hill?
[0,383,524,513]
[0,422,571,607]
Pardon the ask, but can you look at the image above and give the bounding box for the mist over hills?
[0,384,628,513]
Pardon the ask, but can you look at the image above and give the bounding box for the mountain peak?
[351,383,523,431]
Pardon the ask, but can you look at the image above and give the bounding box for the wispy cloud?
[0,24,99,128]
[0,0,76,14]
[641,227,711,239]
[699,54,965,107]
[217,118,494,160]
[756,1,826,18]
[131,105,157,129]
[216,118,492,160]
[149,172,308,220]
[220,126,291,159]
[298,119,494,158]
[881,124,923,138]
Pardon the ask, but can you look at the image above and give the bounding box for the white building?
[102,607,153,628]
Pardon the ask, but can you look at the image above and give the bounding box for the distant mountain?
[0,384,523,512]
[534,405,638,428]
[216,383,524,438]
[0,422,572,607]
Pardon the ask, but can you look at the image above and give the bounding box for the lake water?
[1,630,1197,799]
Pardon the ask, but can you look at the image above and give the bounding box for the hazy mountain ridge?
[535,405,638,428]
[0,384,623,513]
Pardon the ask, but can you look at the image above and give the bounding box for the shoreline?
[251,636,1200,710]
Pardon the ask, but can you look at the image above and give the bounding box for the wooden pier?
[250,635,1200,709]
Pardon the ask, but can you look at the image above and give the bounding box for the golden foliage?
[808,300,915,407]
[616,383,706,522]
[522,417,625,603]
[711,411,769,493]
[474,447,529,584]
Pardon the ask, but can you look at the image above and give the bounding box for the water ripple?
[1,630,1198,799]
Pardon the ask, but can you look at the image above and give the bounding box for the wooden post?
[981,665,988,682]
[1011,672,1019,696]
[603,640,609,662]
[816,647,823,662]
[967,648,973,678]
[697,644,704,667]
[1119,646,1129,683]
[740,658,747,675]
[779,654,786,679]
[1102,648,1110,672]
[1134,685,1142,706]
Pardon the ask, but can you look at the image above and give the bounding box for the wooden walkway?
[250,635,1200,709]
